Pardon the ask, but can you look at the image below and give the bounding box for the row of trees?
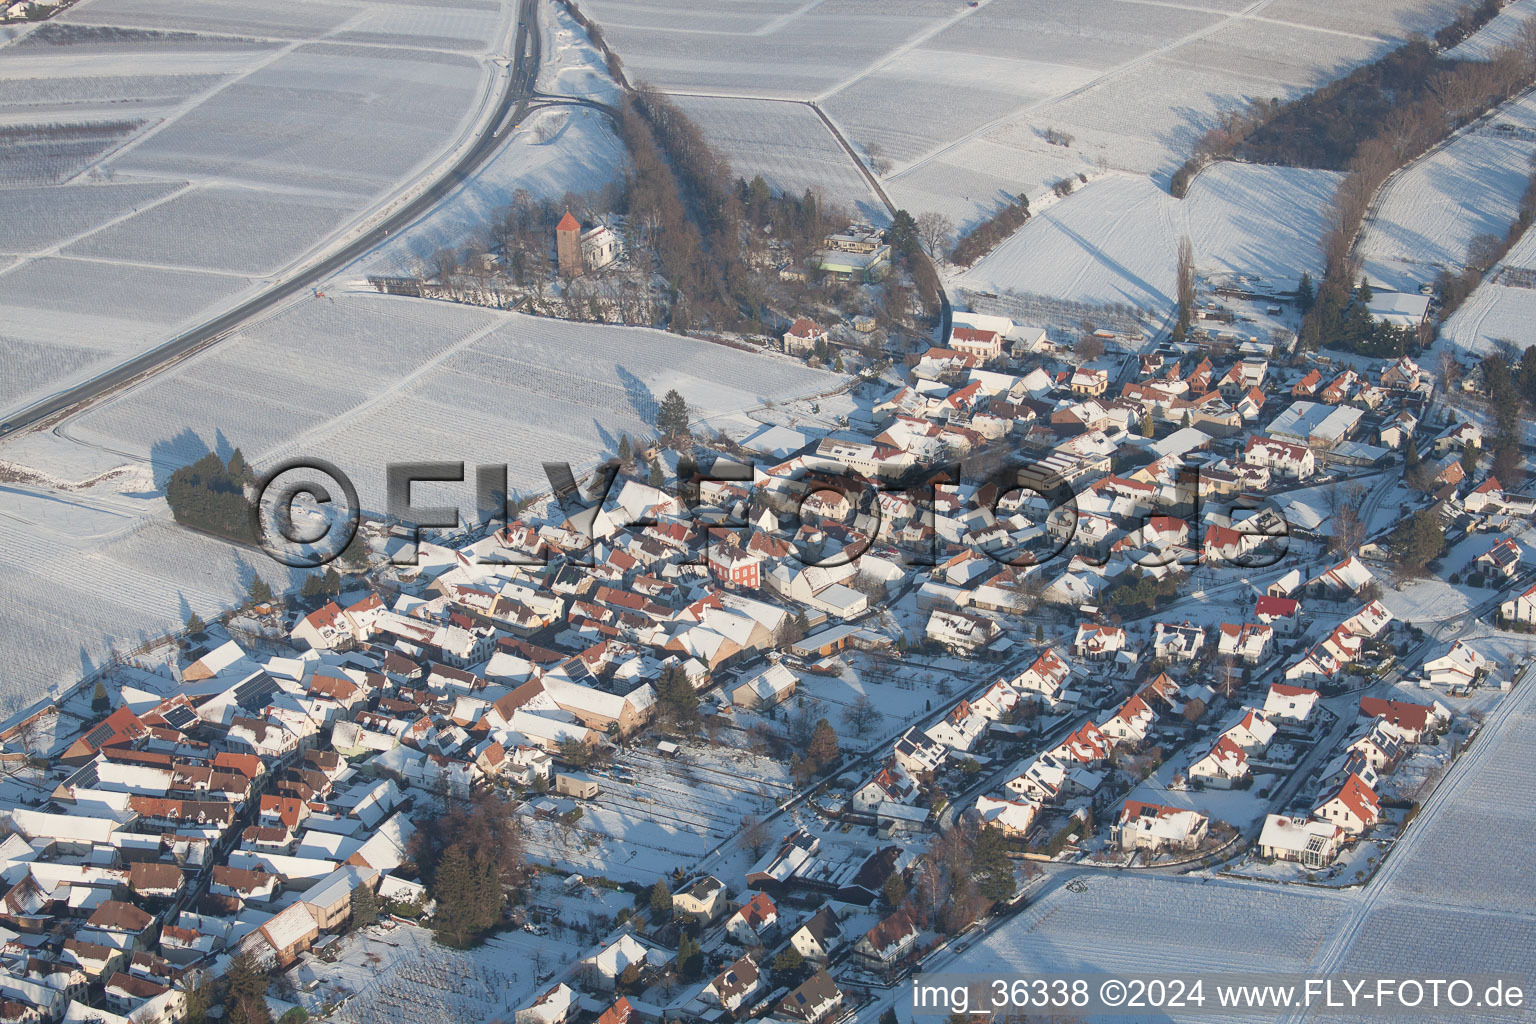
[948,193,1032,268]
[622,85,861,333]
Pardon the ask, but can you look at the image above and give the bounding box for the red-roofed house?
[1254,595,1303,633]
[1357,697,1444,743]
[725,892,780,946]
[783,317,828,355]
[1314,774,1380,834]
[949,326,1004,361]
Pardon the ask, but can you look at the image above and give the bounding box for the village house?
[704,954,762,1014]
[1477,537,1522,579]
[1188,736,1249,788]
[1501,581,1536,625]
[782,317,829,356]
[772,969,844,1024]
[854,908,918,972]
[724,892,779,947]
[787,907,844,962]
[1152,621,1205,661]
[1115,801,1209,853]
[673,875,728,923]
[974,795,1040,840]
[1257,814,1343,867]
[1263,683,1321,729]
[1357,697,1446,743]
[1313,773,1380,834]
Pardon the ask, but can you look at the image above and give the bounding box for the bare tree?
[916,211,955,260]
[864,141,892,176]
[738,814,771,859]
[1467,232,1504,274]
[840,695,881,737]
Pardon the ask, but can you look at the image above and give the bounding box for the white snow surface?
[1358,89,1536,295]
[0,0,517,419]
[950,164,1340,313]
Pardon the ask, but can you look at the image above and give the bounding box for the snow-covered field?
[671,95,888,223]
[521,744,794,884]
[1358,90,1536,295]
[1440,220,1536,359]
[950,164,1339,317]
[33,290,841,506]
[0,0,515,419]
[292,921,571,1024]
[581,0,1452,226]
[1446,0,1536,61]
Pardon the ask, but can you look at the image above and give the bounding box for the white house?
[1073,624,1127,661]
[1216,622,1273,664]
[924,608,1000,652]
[892,727,948,778]
[1152,622,1205,661]
[1423,641,1490,690]
[1257,814,1342,867]
[1263,683,1320,728]
[1099,693,1156,746]
[1188,736,1249,788]
[924,699,990,753]
[1501,582,1536,626]
[1115,801,1209,853]
[1221,709,1276,756]
[1243,436,1315,480]
[974,795,1040,839]
[1313,774,1380,834]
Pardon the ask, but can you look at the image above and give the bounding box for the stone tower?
[555,209,582,276]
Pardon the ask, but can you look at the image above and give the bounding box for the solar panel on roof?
[83,722,116,749]
[161,706,196,729]
[232,673,279,710]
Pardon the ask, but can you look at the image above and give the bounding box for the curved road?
[0,0,541,439]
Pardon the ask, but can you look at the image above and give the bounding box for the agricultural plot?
[112,45,483,195]
[951,163,1340,322]
[820,49,1096,167]
[63,0,363,40]
[1440,282,1536,359]
[0,258,255,389]
[0,120,146,186]
[588,0,1442,226]
[332,4,508,54]
[521,745,794,884]
[0,0,513,420]
[0,508,260,708]
[62,185,357,275]
[1358,91,1536,294]
[950,175,1179,313]
[671,96,887,222]
[1182,162,1342,290]
[0,182,185,254]
[48,290,841,515]
[0,72,226,112]
[1447,0,1536,60]
[296,924,561,1024]
[576,0,954,98]
[959,874,1349,977]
